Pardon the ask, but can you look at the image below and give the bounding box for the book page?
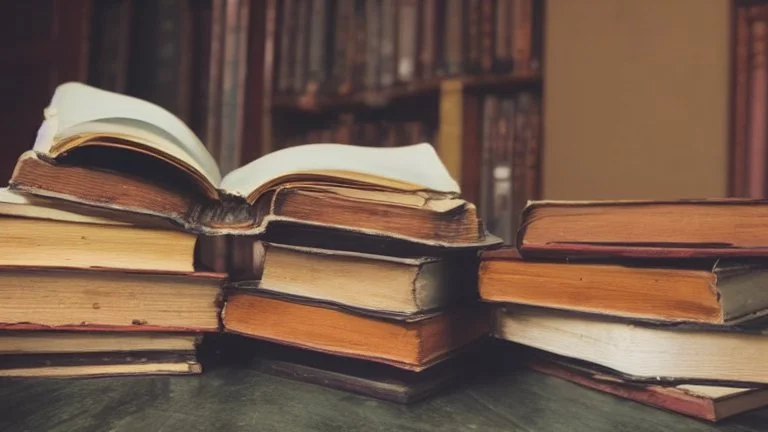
[33,82,221,186]
[220,143,460,198]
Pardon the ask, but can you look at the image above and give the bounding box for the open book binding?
[9,83,495,247]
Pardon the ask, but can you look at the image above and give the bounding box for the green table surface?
[2,365,767,432]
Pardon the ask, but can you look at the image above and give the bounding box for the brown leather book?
[365,0,382,90]
[0,268,223,332]
[512,0,532,73]
[480,0,495,73]
[527,355,768,422]
[276,0,296,94]
[332,0,355,94]
[222,293,489,370]
[88,0,133,93]
[441,0,464,76]
[380,0,397,88]
[352,0,368,91]
[10,83,494,247]
[467,0,482,73]
[518,200,768,258]
[494,0,514,72]
[307,0,329,92]
[293,0,310,94]
[419,0,437,79]
[481,247,768,325]
[395,0,418,83]
[128,0,193,123]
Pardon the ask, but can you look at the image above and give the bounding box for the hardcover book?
[9,83,494,247]
[480,248,768,325]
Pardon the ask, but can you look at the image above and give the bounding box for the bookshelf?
[261,0,545,244]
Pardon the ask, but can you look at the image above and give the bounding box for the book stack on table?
[480,200,768,421]
[0,83,496,398]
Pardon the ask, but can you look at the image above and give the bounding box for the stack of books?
[480,200,768,422]
[2,82,496,397]
[0,188,222,377]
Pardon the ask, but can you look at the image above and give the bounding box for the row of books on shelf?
[278,117,436,150]
[275,0,543,99]
[6,83,768,422]
[480,92,541,243]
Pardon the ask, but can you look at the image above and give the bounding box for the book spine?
[395,0,418,83]
[128,0,194,121]
[480,0,495,73]
[443,0,464,76]
[512,0,532,73]
[88,0,133,93]
[467,0,482,73]
[352,0,367,91]
[525,94,542,203]
[380,0,397,88]
[748,14,768,198]
[365,0,382,90]
[293,0,310,94]
[419,0,437,80]
[218,0,251,174]
[732,7,750,197]
[511,93,529,234]
[277,0,295,94]
[307,0,329,92]
[494,0,513,72]
[493,98,515,243]
[530,0,543,72]
[480,96,498,227]
[333,0,354,94]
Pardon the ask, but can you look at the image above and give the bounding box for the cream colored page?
[33,82,221,185]
[220,143,460,197]
[0,188,128,225]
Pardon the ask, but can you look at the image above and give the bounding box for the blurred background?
[0,0,756,244]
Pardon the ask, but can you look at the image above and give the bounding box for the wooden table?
[1,365,767,431]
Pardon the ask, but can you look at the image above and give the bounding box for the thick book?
[222,292,489,371]
[231,338,491,403]
[0,268,223,332]
[229,242,477,317]
[0,188,196,272]
[518,200,768,258]
[0,331,202,378]
[10,83,491,247]
[480,248,768,325]
[495,305,768,386]
[528,355,768,422]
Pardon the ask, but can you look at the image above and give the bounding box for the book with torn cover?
[9,82,496,247]
[527,354,768,422]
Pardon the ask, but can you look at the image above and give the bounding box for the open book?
[9,83,492,246]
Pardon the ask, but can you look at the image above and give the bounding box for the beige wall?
[543,0,731,200]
